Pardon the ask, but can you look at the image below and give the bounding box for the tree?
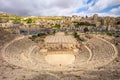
[84,27,89,33]
[73,32,79,38]
[86,15,88,18]
[117,21,120,25]
[51,24,60,29]
[26,18,33,23]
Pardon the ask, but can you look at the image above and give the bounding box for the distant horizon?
[0,12,119,18]
[0,0,120,17]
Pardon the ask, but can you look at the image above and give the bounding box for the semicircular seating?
[86,37,116,68]
[2,36,117,71]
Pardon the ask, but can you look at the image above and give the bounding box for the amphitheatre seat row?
[86,37,116,67]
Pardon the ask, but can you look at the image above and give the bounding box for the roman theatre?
[1,32,118,71]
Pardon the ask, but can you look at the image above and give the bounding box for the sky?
[0,0,120,17]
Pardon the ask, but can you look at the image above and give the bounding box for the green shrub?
[51,24,60,29]
[79,38,85,41]
[106,32,113,36]
[37,33,46,37]
[74,22,95,27]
